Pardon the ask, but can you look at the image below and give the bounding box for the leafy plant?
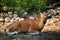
[0,0,47,17]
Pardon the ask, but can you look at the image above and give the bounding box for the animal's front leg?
[28,27,39,35]
[28,27,38,33]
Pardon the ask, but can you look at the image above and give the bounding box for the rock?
[41,17,60,33]
[48,9,57,16]
[5,17,10,22]
[47,7,60,18]
[0,18,4,22]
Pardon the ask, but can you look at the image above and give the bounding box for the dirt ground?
[0,32,60,40]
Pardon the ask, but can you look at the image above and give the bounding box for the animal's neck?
[40,18,45,25]
[38,17,47,29]
[41,17,46,22]
[39,17,46,23]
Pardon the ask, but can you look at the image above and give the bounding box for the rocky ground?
[0,32,60,40]
[0,7,60,40]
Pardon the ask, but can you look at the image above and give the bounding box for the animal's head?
[40,13,48,20]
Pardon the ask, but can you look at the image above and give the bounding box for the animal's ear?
[40,13,47,17]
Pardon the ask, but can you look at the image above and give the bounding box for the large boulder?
[41,17,60,33]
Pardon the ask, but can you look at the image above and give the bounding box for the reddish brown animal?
[5,13,48,33]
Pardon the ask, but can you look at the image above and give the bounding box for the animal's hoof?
[28,31,39,35]
[7,31,18,35]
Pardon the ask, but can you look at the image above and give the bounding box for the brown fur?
[6,13,48,33]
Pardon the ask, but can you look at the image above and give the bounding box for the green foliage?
[0,0,46,16]
[15,0,46,14]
